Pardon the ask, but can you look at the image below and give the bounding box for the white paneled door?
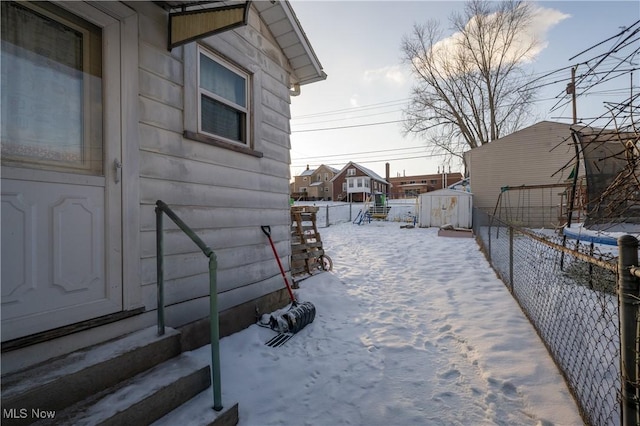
[1,1,123,341]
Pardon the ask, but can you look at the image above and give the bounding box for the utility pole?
[566,66,577,124]
[561,66,580,270]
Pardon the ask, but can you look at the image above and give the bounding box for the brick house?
[330,161,389,202]
[387,171,463,198]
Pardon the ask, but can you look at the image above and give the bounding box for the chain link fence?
[295,200,419,228]
[473,207,639,426]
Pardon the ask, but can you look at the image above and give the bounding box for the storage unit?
[419,189,473,228]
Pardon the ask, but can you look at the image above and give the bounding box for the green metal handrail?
[155,200,223,411]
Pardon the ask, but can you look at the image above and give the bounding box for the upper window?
[198,48,249,145]
[347,168,356,176]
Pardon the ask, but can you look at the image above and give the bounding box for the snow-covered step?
[46,352,211,425]
[152,388,239,426]
[1,326,182,425]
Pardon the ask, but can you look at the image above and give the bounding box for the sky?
[287,1,640,180]
[156,217,585,425]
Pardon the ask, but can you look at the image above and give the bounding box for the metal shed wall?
[419,189,473,228]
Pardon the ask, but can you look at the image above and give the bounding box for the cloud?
[427,4,570,73]
[363,65,408,86]
[514,5,571,61]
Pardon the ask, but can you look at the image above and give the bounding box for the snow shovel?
[261,225,316,347]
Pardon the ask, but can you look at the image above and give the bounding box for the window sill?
[184,130,263,158]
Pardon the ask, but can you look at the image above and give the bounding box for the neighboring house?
[330,162,389,202]
[387,172,463,198]
[1,0,325,373]
[465,121,578,228]
[291,164,339,200]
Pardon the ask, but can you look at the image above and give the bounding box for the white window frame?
[197,47,250,146]
[184,43,262,157]
[347,168,356,176]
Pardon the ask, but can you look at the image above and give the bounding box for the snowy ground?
[171,222,583,426]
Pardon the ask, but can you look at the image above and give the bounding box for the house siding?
[1,0,325,374]
[133,2,297,326]
[466,121,577,227]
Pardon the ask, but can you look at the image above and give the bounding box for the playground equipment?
[353,194,391,225]
[492,183,577,229]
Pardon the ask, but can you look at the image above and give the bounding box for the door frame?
[73,1,142,313]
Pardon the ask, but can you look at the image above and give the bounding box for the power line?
[291,153,449,169]
[293,108,404,126]
[292,98,409,119]
[290,145,430,161]
[291,119,404,133]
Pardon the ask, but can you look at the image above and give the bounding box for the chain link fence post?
[618,234,640,426]
[509,225,514,292]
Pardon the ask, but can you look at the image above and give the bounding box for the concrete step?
[43,352,212,425]
[152,389,239,426]
[1,326,182,426]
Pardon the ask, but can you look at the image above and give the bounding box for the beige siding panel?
[130,2,303,327]
[469,122,574,209]
[140,226,290,258]
[217,273,285,311]
[139,68,182,109]
[261,105,290,134]
[134,3,172,53]
[140,125,259,173]
[132,2,183,61]
[141,248,288,290]
[262,89,291,122]
[257,136,291,164]
[141,267,290,318]
[140,180,287,212]
[139,151,282,191]
[139,96,182,133]
[261,121,290,148]
[205,27,289,87]
[260,72,292,112]
[157,274,285,328]
[140,243,284,284]
[468,121,577,227]
[139,41,184,86]
[140,205,290,232]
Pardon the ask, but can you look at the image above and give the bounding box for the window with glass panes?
[198,48,249,145]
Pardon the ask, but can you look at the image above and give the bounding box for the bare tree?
[401,0,540,166]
